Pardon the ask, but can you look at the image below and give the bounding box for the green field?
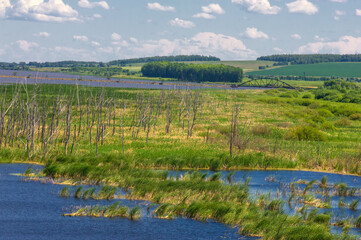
[249,62,361,78]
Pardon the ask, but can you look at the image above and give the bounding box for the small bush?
[349,113,361,121]
[334,118,352,127]
[321,121,336,131]
[317,109,334,118]
[302,93,312,99]
[264,89,279,96]
[279,93,294,98]
[287,125,327,141]
[251,125,272,136]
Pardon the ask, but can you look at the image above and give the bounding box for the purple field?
[0,69,254,90]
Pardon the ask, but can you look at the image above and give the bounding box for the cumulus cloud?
[0,0,79,22]
[111,33,122,41]
[334,10,345,20]
[298,36,361,54]
[170,18,195,28]
[202,4,225,14]
[129,37,138,43]
[128,32,255,60]
[356,9,361,16]
[193,3,224,19]
[93,14,102,18]
[91,41,100,46]
[73,35,88,41]
[17,40,38,51]
[286,0,318,15]
[147,2,175,12]
[243,27,269,39]
[78,0,109,10]
[273,47,284,52]
[3,32,257,61]
[193,13,215,19]
[291,33,302,40]
[314,35,326,41]
[34,32,51,37]
[112,40,128,47]
[231,0,281,15]
[0,0,11,18]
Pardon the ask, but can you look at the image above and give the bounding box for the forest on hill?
[141,62,243,83]
[258,54,361,65]
[0,55,220,70]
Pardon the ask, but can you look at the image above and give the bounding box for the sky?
[1,0,361,62]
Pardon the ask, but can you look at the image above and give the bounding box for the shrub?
[349,113,361,121]
[334,118,352,127]
[279,93,294,98]
[287,125,327,141]
[302,93,313,99]
[321,121,336,130]
[317,109,334,118]
[251,125,272,136]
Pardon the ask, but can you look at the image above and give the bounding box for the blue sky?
[1,0,361,62]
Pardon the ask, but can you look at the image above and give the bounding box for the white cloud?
[170,18,195,28]
[112,40,128,47]
[286,0,318,15]
[91,41,100,46]
[147,2,175,12]
[273,47,284,52]
[291,33,302,39]
[73,35,88,41]
[231,0,281,15]
[201,4,225,14]
[334,10,345,20]
[128,32,255,60]
[243,27,269,39]
[314,35,326,41]
[298,36,361,54]
[17,40,38,51]
[1,0,79,22]
[193,13,215,19]
[34,32,51,37]
[356,9,361,16]
[335,10,345,16]
[93,13,102,18]
[0,0,11,18]
[111,33,122,41]
[193,3,224,20]
[78,0,109,10]
[130,37,138,43]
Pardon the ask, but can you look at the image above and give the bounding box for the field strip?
[0,75,232,89]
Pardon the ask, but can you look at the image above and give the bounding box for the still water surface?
[0,164,251,240]
[1,164,361,239]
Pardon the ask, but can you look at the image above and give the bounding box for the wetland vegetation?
[0,78,361,239]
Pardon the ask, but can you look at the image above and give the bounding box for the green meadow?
[248,62,361,78]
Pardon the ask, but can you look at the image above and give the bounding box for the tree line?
[141,62,243,83]
[257,54,361,65]
[109,55,220,66]
[0,55,220,70]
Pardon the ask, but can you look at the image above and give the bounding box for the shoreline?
[2,160,360,178]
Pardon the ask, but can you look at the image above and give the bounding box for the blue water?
[0,164,252,240]
[1,164,361,239]
[169,169,361,237]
